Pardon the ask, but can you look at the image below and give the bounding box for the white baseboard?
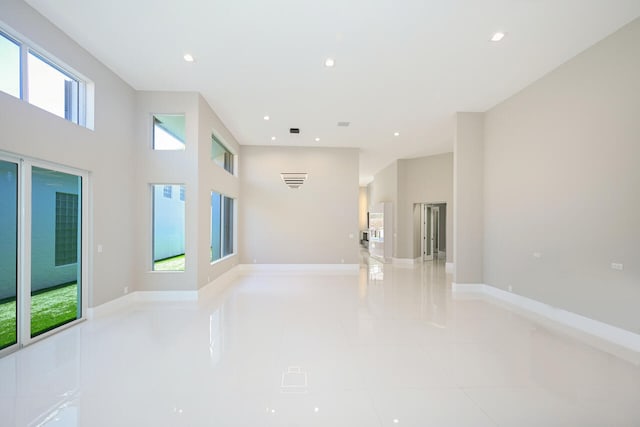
[135,291,198,302]
[452,283,640,356]
[238,264,359,273]
[87,292,137,319]
[199,265,240,298]
[445,262,454,273]
[87,268,239,319]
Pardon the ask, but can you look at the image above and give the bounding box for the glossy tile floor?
[1,255,640,426]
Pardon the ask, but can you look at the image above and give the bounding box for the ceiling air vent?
[337,121,350,127]
[281,173,308,189]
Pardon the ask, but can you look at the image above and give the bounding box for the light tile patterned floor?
[1,256,639,426]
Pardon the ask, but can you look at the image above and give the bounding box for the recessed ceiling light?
[183,53,195,62]
[315,137,320,142]
[394,132,400,137]
[490,32,506,42]
[271,136,276,141]
[263,115,270,121]
[324,57,335,68]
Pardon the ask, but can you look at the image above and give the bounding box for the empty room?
[0,0,639,425]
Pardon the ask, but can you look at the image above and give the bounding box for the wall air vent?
[337,121,350,127]
[289,128,300,134]
[281,173,308,189]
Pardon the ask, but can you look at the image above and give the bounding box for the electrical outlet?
[124,286,129,294]
[253,259,257,264]
[611,263,623,271]
[97,244,103,253]
[508,285,513,292]
[533,252,541,258]
[341,258,345,263]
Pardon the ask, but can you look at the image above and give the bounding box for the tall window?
[0,29,90,127]
[211,135,234,174]
[153,114,186,150]
[211,192,234,262]
[152,184,185,271]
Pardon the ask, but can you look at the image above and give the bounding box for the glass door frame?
[0,153,21,357]
[0,151,89,355]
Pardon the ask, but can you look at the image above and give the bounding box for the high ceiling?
[25,0,640,184]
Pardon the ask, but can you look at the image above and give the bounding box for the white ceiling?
[25,0,640,184]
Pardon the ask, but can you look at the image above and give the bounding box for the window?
[211,192,234,262]
[153,114,185,150]
[152,185,185,271]
[179,186,185,201]
[55,192,79,266]
[0,32,20,98]
[211,135,234,174]
[28,52,80,123]
[0,28,90,127]
[163,185,172,198]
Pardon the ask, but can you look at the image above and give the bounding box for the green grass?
[154,253,185,271]
[0,283,78,349]
[0,298,16,349]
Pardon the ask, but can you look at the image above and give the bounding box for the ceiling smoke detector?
[281,173,308,189]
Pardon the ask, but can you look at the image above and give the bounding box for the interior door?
[432,206,440,258]
[423,205,433,261]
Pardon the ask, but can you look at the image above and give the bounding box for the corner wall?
[197,95,240,288]
[397,153,453,261]
[0,0,137,307]
[453,113,484,283]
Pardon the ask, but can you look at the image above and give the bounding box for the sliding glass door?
[30,166,83,337]
[0,159,18,352]
[0,155,87,356]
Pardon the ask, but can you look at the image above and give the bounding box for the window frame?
[0,25,92,129]
[211,133,236,176]
[151,184,186,272]
[210,191,236,264]
[152,113,187,151]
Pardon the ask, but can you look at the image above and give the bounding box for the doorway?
[0,154,88,357]
[420,203,446,261]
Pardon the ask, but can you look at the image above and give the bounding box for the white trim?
[87,289,199,319]
[445,262,454,273]
[239,264,359,273]
[87,292,137,319]
[453,283,640,355]
[136,291,198,302]
[199,265,240,298]
[392,257,421,265]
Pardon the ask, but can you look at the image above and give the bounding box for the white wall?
[483,18,640,332]
[0,0,137,307]
[397,154,453,261]
[454,113,484,283]
[197,95,240,288]
[239,146,359,264]
[134,92,200,292]
[367,155,453,262]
